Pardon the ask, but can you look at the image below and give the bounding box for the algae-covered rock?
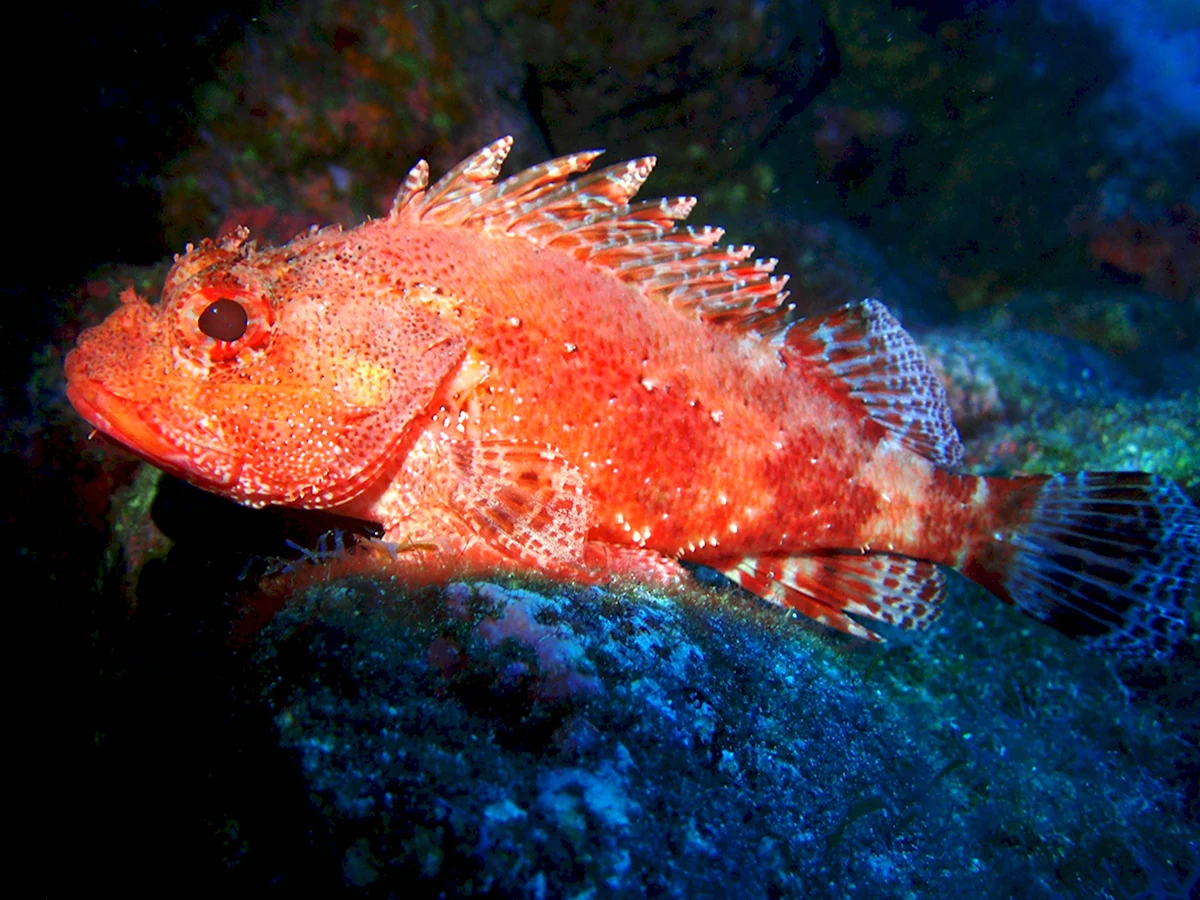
[252,577,933,897]
[198,568,1194,898]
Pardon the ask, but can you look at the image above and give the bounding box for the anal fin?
[719,551,946,640]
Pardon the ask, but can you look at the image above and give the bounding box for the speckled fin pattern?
[785,299,964,468]
[721,552,946,640]
[390,136,794,339]
[442,440,592,575]
[999,472,1197,657]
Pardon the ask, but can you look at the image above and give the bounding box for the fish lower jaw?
[65,374,231,484]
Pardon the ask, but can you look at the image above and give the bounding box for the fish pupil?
[198,297,249,342]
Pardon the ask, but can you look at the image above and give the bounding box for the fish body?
[66,138,1197,653]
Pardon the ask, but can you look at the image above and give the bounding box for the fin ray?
[442,440,593,574]
[387,137,794,339]
[964,472,1197,657]
[784,299,964,467]
[720,551,947,641]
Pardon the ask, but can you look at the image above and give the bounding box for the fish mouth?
[65,357,207,477]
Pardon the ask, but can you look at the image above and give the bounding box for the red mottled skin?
[69,225,974,567]
[346,225,975,561]
[66,140,1197,651]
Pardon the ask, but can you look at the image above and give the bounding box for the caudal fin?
[964,472,1198,657]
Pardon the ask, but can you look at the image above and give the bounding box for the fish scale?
[65,137,1198,657]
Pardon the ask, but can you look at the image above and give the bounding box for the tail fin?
[963,472,1198,657]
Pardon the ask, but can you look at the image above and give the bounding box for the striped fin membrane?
[389,136,794,339]
[723,552,947,641]
[967,472,1197,658]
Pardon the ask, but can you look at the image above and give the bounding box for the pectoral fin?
[442,440,594,575]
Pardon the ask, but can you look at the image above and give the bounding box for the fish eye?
[171,276,273,363]
[198,297,249,342]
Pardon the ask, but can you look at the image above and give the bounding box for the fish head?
[65,228,466,510]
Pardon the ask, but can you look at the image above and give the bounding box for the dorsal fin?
[390,159,430,217]
[388,137,793,339]
[785,300,964,467]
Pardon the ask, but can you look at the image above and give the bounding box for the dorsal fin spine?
[421,136,514,211]
[389,137,796,340]
[461,151,605,227]
[390,159,431,219]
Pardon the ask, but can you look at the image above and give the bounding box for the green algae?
[102,464,171,599]
[1011,392,1200,493]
